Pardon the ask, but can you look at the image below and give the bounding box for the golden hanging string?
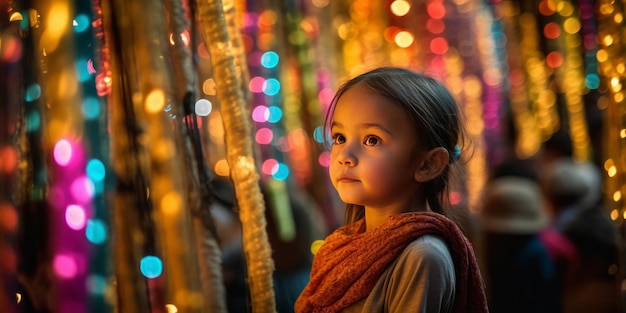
[195,0,277,312]
[517,7,559,142]
[596,0,626,223]
[341,0,390,77]
[497,0,543,159]
[550,0,592,162]
[35,0,84,144]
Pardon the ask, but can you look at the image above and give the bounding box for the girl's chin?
[338,194,364,206]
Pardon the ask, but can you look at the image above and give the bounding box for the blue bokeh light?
[73,14,90,33]
[82,97,101,120]
[267,106,283,123]
[25,84,41,102]
[263,78,281,96]
[261,51,279,68]
[76,59,93,82]
[140,256,163,279]
[272,163,290,181]
[86,219,107,244]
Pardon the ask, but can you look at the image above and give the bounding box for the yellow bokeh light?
[310,239,324,255]
[608,165,617,177]
[563,17,580,34]
[556,1,574,16]
[41,4,70,53]
[611,77,620,87]
[145,89,165,113]
[603,35,614,46]
[394,31,414,48]
[202,78,217,95]
[161,191,182,216]
[390,0,411,17]
[611,209,618,220]
[620,129,626,138]
[604,159,615,170]
[165,304,178,313]
[9,12,23,22]
[596,49,608,62]
[153,139,175,162]
[337,23,350,40]
[613,191,622,202]
[599,4,614,15]
[214,159,230,176]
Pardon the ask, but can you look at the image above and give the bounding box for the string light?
[597,0,626,222]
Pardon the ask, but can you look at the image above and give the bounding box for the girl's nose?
[336,146,357,166]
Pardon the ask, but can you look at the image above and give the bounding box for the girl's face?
[329,83,422,215]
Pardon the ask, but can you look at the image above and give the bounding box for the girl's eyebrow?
[331,121,393,136]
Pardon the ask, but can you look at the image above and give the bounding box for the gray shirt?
[343,235,456,313]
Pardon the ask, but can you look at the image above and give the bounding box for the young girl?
[295,67,488,313]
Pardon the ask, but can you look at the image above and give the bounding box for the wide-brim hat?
[480,176,549,234]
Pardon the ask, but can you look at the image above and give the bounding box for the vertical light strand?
[72,0,113,311]
[0,1,21,312]
[164,0,228,311]
[344,0,389,77]
[33,1,92,312]
[476,2,507,166]
[447,0,491,212]
[125,0,204,310]
[519,2,559,142]
[387,0,421,69]
[550,0,592,161]
[283,2,336,225]
[597,1,626,293]
[596,0,626,225]
[195,0,276,312]
[101,0,153,309]
[496,0,542,159]
[424,0,449,79]
[11,3,57,312]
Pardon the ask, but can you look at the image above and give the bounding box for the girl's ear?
[414,147,450,182]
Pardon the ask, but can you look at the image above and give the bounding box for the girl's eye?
[332,134,346,145]
[364,136,380,146]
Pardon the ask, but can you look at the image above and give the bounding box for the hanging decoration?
[596,0,626,224]
[195,0,276,312]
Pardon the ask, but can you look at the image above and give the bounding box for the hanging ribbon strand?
[195,0,277,312]
[163,0,227,311]
[104,0,205,311]
[102,0,158,311]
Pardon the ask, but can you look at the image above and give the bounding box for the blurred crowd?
[476,129,622,313]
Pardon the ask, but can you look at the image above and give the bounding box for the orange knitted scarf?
[295,212,488,313]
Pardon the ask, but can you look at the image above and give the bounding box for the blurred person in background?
[478,176,560,313]
[539,158,621,313]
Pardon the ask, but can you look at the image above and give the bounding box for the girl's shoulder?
[397,234,455,272]
[380,235,456,312]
